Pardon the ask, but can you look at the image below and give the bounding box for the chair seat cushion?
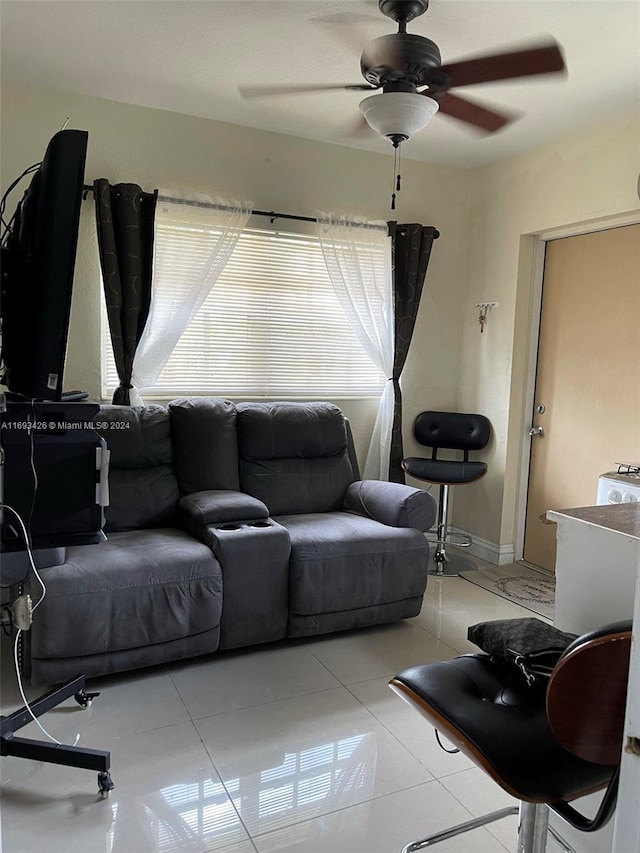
[403,457,487,485]
[393,655,614,802]
[31,528,223,659]
[277,512,429,616]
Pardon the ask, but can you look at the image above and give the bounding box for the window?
[103,223,386,399]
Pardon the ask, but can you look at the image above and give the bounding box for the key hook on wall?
[476,302,498,333]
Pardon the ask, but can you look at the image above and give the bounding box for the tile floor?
[1,562,560,853]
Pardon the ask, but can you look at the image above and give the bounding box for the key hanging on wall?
[475,302,498,333]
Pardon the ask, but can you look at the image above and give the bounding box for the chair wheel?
[74,690,100,709]
[98,771,114,798]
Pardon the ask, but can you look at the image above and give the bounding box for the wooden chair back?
[547,622,632,766]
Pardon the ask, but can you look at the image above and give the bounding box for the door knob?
[529,426,545,437]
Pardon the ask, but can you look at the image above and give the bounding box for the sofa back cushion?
[236,402,355,515]
[96,405,180,531]
[169,397,240,493]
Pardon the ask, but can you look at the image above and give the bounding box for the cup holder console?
[216,520,273,532]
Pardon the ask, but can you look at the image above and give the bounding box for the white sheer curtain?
[130,191,253,404]
[316,212,393,480]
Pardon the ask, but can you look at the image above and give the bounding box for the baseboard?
[449,527,515,566]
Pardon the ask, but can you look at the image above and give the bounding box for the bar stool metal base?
[400,802,576,853]
[427,550,478,577]
[426,483,478,577]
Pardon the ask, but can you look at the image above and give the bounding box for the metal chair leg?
[518,802,549,853]
[400,805,519,852]
[427,484,477,577]
[399,800,577,853]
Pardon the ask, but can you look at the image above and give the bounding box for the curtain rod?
[82,184,439,236]
[83,184,315,224]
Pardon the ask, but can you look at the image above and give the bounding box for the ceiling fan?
[239,0,566,146]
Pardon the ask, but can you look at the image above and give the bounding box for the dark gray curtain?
[94,179,158,405]
[388,222,439,483]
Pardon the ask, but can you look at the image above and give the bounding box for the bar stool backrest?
[547,621,632,766]
[414,411,491,460]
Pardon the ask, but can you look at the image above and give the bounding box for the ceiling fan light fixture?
[358,91,439,143]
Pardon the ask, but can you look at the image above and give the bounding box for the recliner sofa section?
[25,404,224,685]
[234,401,436,638]
[23,399,437,685]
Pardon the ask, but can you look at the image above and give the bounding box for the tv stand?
[0,674,114,798]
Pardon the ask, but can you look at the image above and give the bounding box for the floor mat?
[460,563,555,619]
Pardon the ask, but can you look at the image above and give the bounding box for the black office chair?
[403,411,491,576]
[389,620,632,853]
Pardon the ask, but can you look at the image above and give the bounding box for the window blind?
[103,225,386,398]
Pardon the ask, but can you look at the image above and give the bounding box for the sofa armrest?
[343,480,437,531]
[180,490,269,525]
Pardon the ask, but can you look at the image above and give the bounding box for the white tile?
[1,721,253,853]
[168,644,340,718]
[415,576,534,655]
[252,780,510,853]
[304,621,458,685]
[195,686,433,836]
[440,766,519,851]
[347,676,475,778]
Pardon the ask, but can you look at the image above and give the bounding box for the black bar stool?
[390,620,632,853]
[403,411,491,576]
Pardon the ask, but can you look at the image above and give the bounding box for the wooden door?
[523,224,640,571]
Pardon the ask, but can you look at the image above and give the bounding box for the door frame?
[513,210,640,563]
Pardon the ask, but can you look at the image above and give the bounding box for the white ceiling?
[2,0,639,167]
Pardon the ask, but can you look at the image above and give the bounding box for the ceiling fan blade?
[437,42,565,89]
[433,91,516,133]
[313,11,380,26]
[312,10,380,56]
[238,83,378,99]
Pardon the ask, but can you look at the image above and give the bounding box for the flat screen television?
[1,128,88,401]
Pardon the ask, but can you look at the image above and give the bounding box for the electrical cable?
[2,507,80,748]
[0,162,41,244]
[1,506,45,608]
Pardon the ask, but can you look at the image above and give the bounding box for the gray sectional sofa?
[23,399,437,685]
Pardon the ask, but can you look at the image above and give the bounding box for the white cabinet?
[548,503,640,853]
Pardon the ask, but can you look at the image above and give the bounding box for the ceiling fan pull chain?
[390,143,397,209]
[391,142,402,210]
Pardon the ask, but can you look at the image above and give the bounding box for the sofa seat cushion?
[30,528,223,660]
[276,512,429,616]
